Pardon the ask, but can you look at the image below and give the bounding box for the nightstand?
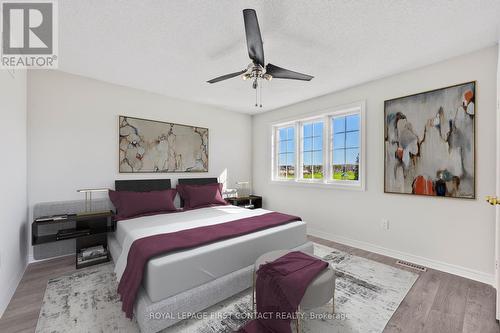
[32,211,115,269]
[227,195,262,209]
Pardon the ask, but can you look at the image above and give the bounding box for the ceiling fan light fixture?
[206,9,314,107]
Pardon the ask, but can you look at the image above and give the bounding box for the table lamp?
[76,188,109,215]
[236,181,251,197]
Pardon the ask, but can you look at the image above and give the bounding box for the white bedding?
[114,205,301,282]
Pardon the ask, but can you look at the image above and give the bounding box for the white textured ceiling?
[59,0,500,113]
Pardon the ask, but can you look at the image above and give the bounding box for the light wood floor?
[309,236,499,333]
[0,236,498,333]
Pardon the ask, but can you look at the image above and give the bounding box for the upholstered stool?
[252,250,335,333]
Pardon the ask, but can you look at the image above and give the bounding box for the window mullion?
[323,115,329,183]
[295,121,300,181]
[274,127,278,180]
[331,117,335,182]
[344,117,347,180]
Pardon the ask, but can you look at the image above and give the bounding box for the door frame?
[496,41,500,320]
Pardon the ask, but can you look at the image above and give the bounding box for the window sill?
[270,179,365,191]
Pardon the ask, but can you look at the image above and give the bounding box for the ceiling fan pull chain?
[255,81,258,107]
[259,80,263,107]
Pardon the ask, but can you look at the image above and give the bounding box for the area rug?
[35,243,418,333]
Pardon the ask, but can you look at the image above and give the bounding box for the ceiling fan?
[207,9,314,107]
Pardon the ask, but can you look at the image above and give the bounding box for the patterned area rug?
[35,243,418,333]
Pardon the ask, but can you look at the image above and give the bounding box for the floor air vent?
[396,260,427,272]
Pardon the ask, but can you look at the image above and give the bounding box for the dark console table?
[32,211,115,269]
[226,195,262,209]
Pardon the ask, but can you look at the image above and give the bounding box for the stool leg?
[332,278,335,315]
[296,305,301,333]
[252,269,255,314]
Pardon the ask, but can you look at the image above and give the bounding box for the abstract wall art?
[384,82,475,199]
[119,116,208,173]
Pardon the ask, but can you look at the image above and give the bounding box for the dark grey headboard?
[177,177,218,207]
[177,178,218,186]
[115,179,171,192]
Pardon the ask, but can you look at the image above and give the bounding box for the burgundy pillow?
[109,189,177,220]
[177,183,227,209]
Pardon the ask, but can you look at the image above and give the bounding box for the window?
[272,102,365,190]
[276,126,295,179]
[332,114,360,181]
[301,121,323,180]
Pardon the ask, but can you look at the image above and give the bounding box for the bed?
[108,178,313,332]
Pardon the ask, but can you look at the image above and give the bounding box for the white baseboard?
[308,228,495,286]
[0,264,27,319]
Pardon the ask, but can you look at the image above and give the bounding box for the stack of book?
[35,214,69,223]
[77,245,108,265]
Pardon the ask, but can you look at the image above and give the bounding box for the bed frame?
[111,178,314,333]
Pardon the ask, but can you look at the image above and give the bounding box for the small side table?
[226,195,262,209]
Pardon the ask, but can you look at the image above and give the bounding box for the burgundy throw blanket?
[239,251,328,333]
[117,212,301,318]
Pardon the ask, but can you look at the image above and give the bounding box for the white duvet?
[114,205,271,281]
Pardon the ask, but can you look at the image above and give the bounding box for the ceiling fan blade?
[266,63,314,81]
[243,9,265,67]
[207,70,246,84]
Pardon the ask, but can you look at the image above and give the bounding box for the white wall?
[28,70,252,257]
[496,41,500,297]
[0,70,28,317]
[252,46,498,284]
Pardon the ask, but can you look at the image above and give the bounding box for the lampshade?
[236,181,251,197]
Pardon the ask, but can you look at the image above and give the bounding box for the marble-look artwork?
[119,116,208,173]
[384,82,475,198]
[35,243,418,333]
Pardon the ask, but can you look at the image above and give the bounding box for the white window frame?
[271,101,366,191]
[272,122,298,180]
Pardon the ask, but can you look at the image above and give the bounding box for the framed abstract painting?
[384,81,475,199]
[119,116,208,173]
